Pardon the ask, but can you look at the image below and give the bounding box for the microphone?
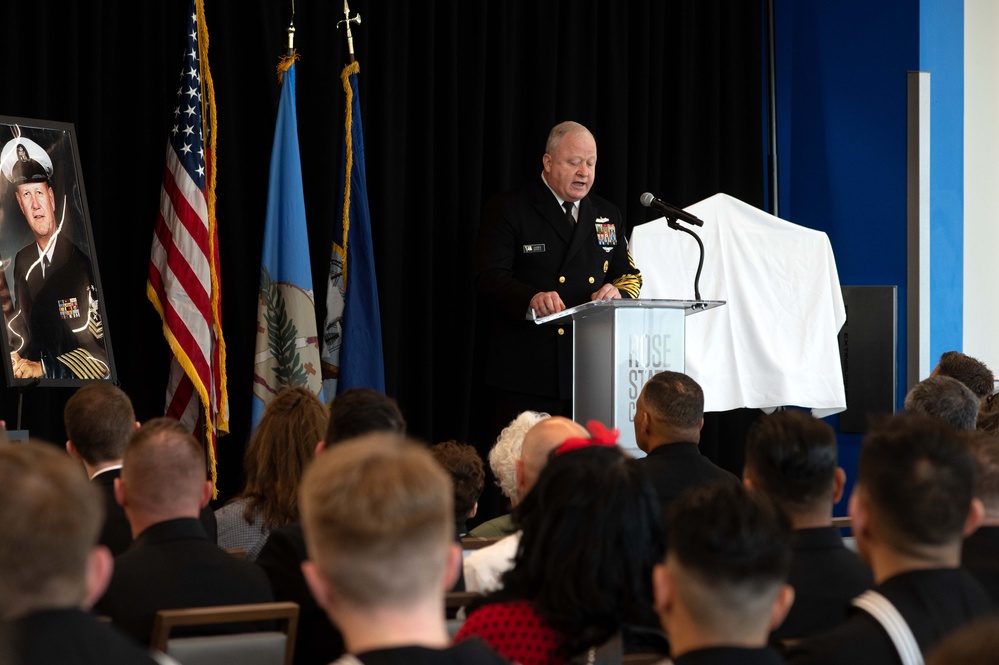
[640,192,704,227]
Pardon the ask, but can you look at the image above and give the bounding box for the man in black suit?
[0,443,158,665]
[2,139,108,380]
[95,418,272,645]
[743,410,873,641]
[632,371,739,519]
[64,382,217,555]
[653,483,794,665]
[474,121,641,424]
[787,413,992,665]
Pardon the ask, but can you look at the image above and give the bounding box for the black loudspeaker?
[838,286,897,433]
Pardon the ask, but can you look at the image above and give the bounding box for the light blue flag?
[321,61,385,401]
[253,63,323,428]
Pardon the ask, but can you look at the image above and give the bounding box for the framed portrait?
[0,116,115,386]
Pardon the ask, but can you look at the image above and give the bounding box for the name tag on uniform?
[58,298,81,320]
[523,244,546,253]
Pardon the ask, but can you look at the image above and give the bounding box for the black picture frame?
[0,115,116,386]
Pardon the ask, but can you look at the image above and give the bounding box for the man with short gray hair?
[904,374,979,430]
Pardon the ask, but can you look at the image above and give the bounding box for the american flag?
[147,0,228,484]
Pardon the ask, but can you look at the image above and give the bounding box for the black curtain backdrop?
[0,1,763,503]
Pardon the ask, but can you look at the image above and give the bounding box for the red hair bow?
[555,420,620,456]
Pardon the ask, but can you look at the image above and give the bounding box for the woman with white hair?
[470,410,549,537]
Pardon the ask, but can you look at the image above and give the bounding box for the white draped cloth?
[631,193,846,417]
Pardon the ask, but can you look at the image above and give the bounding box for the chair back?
[150,602,299,665]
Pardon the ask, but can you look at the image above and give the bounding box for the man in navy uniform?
[2,138,108,380]
[474,121,641,424]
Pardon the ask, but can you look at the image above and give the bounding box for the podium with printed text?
[536,298,724,452]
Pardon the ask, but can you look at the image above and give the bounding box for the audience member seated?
[962,429,999,603]
[256,387,406,665]
[95,418,273,645]
[300,435,508,665]
[64,382,217,555]
[471,410,549,538]
[903,374,979,430]
[633,371,739,518]
[931,350,994,400]
[654,483,794,665]
[925,616,999,665]
[977,392,999,435]
[0,443,159,665]
[430,440,486,538]
[216,386,327,560]
[455,432,667,665]
[786,413,991,665]
[463,416,587,593]
[743,410,873,640]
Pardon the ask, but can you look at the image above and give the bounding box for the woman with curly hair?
[215,386,327,560]
[455,430,666,664]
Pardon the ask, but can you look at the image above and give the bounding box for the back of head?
[934,351,994,399]
[0,442,103,619]
[858,413,977,553]
[489,410,549,503]
[640,371,703,435]
[122,418,207,518]
[966,430,999,521]
[744,410,838,515]
[64,382,135,465]
[506,444,664,654]
[665,483,792,629]
[326,388,406,445]
[904,375,979,430]
[430,440,485,522]
[300,435,452,609]
[518,416,588,493]
[241,386,328,528]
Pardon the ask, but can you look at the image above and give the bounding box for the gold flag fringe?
[339,60,361,290]
[277,52,300,83]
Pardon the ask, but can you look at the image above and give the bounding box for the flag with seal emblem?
[252,55,323,429]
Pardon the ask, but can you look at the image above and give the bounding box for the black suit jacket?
[256,522,345,665]
[636,443,740,520]
[95,517,273,645]
[91,468,219,556]
[772,526,873,640]
[474,178,641,400]
[962,524,999,605]
[7,607,158,665]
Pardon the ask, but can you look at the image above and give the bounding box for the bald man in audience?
[633,371,739,519]
[743,410,872,641]
[300,435,507,664]
[95,418,273,645]
[962,430,999,603]
[0,443,158,665]
[904,374,979,431]
[787,413,991,665]
[64,382,218,555]
[654,483,794,665]
[463,416,588,592]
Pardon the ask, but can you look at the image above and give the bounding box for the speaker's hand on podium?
[530,291,566,317]
[591,284,622,301]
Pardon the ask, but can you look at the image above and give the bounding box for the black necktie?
[563,201,575,229]
[43,255,51,277]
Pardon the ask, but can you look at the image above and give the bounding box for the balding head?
[116,418,210,535]
[515,416,587,498]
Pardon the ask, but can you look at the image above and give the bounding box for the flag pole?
[278,0,299,80]
[338,0,361,63]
